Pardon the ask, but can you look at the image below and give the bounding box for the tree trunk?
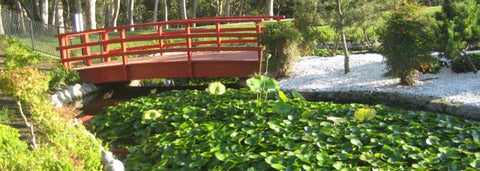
[192,0,197,26]
[16,101,37,150]
[86,0,96,30]
[179,0,187,20]
[153,0,159,22]
[111,0,121,28]
[73,0,83,32]
[266,0,274,16]
[31,0,41,21]
[0,5,4,35]
[337,0,350,74]
[239,0,245,16]
[55,0,65,33]
[226,0,231,16]
[15,0,27,33]
[105,1,112,27]
[461,51,479,74]
[39,0,48,25]
[163,0,169,29]
[50,0,57,25]
[128,0,135,31]
[216,0,222,16]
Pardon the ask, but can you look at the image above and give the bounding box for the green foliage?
[89,89,480,170]
[261,22,301,78]
[432,0,480,69]
[45,66,80,90]
[0,107,14,123]
[0,123,103,170]
[0,67,49,105]
[2,37,46,70]
[416,55,441,74]
[452,52,480,73]
[379,3,432,85]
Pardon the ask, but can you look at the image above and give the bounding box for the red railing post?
[58,36,70,69]
[81,34,92,66]
[157,24,164,56]
[120,28,128,65]
[185,23,193,61]
[216,22,222,52]
[185,23,194,77]
[102,31,110,62]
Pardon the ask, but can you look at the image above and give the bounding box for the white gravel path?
[279,53,480,108]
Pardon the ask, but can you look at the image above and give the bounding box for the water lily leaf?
[350,138,363,146]
[354,108,376,122]
[142,109,161,123]
[207,81,226,95]
[190,158,208,167]
[290,90,305,100]
[273,101,292,114]
[246,76,279,92]
[327,116,347,124]
[265,155,285,170]
[278,90,289,102]
[359,153,377,163]
[215,151,229,161]
[426,136,439,145]
[316,153,332,166]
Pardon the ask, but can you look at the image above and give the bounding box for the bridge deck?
[75,51,260,83]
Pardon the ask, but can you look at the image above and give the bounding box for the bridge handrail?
[55,16,284,69]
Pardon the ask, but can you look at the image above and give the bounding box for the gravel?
[278,53,480,108]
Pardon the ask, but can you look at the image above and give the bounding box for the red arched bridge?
[55,16,285,84]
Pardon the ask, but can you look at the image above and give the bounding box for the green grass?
[419,6,442,17]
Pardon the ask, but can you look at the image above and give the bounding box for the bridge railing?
[55,16,285,70]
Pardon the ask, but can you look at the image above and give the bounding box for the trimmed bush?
[379,4,432,85]
[261,23,301,78]
[452,53,480,73]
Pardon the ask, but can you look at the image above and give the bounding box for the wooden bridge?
[55,16,285,83]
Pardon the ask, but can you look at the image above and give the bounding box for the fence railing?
[1,9,72,56]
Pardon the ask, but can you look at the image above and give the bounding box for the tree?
[86,0,97,30]
[380,3,432,85]
[226,0,231,16]
[179,0,187,19]
[128,0,135,31]
[336,0,350,74]
[433,0,479,73]
[266,0,274,15]
[0,5,4,35]
[39,0,48,25]
[163,0,169,29]
[153,0,159,23]
[55,0,65,33]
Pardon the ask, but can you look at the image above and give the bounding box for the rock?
[102,151,125,171]
[62,89,73,102]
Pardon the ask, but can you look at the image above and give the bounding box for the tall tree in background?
[192,0,197,26]
[55,0,64,33]
[336,0,350,74]
[0,5,4,35]
[267,0,274,15]
[73,0,83,31]
[179,0,187,19]
[153,0,159,23]
[86,0,97,30]
[128,0,135,31]
[163,0,169,29]
[226,0,231,16]
[39,0,48,25]
[111,0,121,27]
[433,0,479,73]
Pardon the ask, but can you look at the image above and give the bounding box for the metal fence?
[1,9,72,57]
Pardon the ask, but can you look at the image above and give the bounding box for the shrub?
[452,52,480,73]
[261,23,301,78]
[2,37,46,70]
[416,55,441,74]
[379,3,432,85]
[45,66,80,90]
